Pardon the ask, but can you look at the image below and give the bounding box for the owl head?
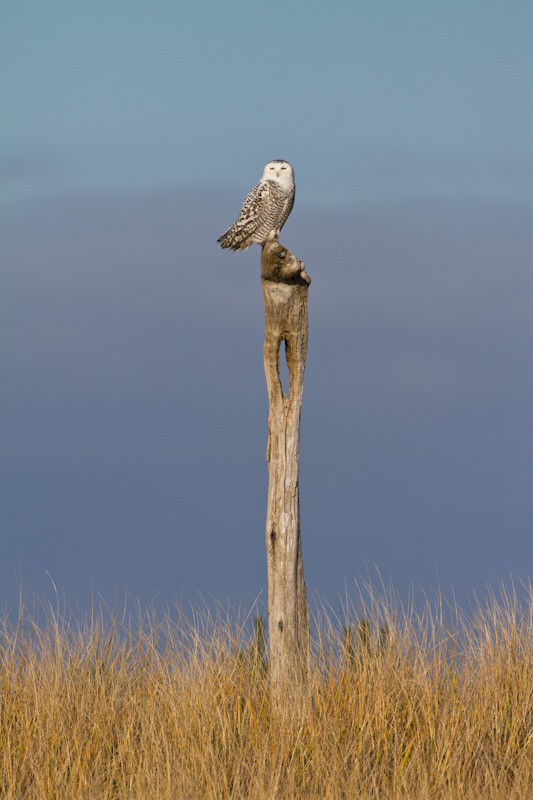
[261,160,294,186]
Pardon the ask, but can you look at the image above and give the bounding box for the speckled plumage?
[217,160,295,251]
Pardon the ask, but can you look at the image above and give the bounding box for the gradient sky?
[2,1,533,615]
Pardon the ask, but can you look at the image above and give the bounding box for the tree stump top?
[261,230,311,286]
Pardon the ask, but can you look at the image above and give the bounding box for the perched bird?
[217,160,295,251]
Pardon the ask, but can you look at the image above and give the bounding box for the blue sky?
[4,1,532,205]
[2,1,533,614]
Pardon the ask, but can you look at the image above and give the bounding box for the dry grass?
[1,583,533,799]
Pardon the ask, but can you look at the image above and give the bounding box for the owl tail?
[217,228,233,249]
[217,224,251,251]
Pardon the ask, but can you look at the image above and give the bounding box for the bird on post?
[217,160,295,251]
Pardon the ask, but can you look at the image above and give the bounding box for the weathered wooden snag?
[261,230,311,703]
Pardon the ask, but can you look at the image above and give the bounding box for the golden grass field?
[2,583,533,799]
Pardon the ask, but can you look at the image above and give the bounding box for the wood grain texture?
[261,231,311,707]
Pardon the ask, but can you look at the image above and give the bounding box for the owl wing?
[233,181,274,236]
[217,181,273,250]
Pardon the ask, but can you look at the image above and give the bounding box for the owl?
[217,160,295,251]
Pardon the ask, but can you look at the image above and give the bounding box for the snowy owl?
[217,160,295,251]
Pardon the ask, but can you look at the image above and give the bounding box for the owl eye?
[281,166,287,170]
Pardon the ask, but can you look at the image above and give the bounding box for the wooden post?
[261,230,311,705]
